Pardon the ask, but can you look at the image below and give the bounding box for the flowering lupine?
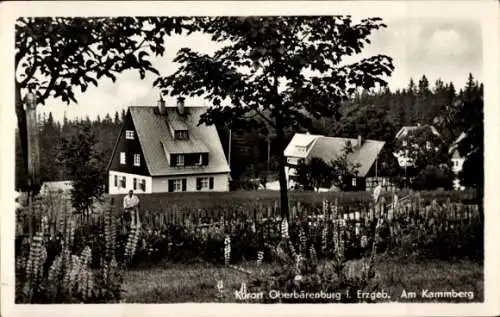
[321,225,328,253]
[256,250,264,266]
[330,199,339,219]
[281,218,289,238]
[309,246,318,264]
[41,216,48,235]
[125,225,141,260]
[224,235,231,265]
[288,240,298,260]
[295,254,303,270]
[216,280,224,298]
[299,229,307,253]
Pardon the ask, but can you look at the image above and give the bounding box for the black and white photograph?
[1,1,499,316]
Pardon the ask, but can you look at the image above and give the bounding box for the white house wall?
[108,170,153,195]
[151,173,230,193]
[451,157,465,174]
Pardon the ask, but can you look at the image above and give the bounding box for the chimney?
[357,134,363,148]
[157,94,166,115]
[177,97,185,115]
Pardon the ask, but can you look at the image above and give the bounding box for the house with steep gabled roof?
[107,97,230,194]
[449,132,467,190]
[393,124,442,168]
[284,133,386,191]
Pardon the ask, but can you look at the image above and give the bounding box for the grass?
[110,189,477,216]
[121,256,483,303]
[121,262,250,303]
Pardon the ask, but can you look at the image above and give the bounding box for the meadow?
[14,189,483,304]
[110,189,477,215]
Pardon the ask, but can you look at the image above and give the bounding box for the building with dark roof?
[284,133,386,191]
[107,97,230,194]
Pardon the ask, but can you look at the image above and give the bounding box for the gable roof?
[449,131,467,155]
[285,133,385,177]
[395,125,441,139]
[128,106,230,176]
[309,136,385,177]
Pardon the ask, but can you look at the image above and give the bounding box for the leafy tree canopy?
[154,16,394,218]
[15,17,194,191]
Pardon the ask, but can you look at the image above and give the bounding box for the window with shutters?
[171,179,184,192]
[134,154,141,166]
[125,130,134,139]
[197,177,210,190]
[140,179,146,191]
[120,176,126,188]
[120,152,126,164]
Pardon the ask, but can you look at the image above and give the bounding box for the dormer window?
[296,146,306,153]
[175,130,189,140]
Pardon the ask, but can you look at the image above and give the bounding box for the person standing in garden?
[123,190,140,228]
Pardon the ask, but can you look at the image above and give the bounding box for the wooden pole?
[25,88,41,196]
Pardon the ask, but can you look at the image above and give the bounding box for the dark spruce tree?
[154,16,394,219]
[59,121,107,221]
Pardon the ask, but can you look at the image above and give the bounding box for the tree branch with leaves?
[15,17,194,191]
[154,16,394,219]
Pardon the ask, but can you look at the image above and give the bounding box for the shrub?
[412,165,455,190]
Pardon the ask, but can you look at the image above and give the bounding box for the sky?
[38,15,483,123]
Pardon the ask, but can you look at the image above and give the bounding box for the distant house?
[107,97,231,195]
[392,124,442,168]
[449,132,467,190]
[40,181,73,196]
[284,133,385,191]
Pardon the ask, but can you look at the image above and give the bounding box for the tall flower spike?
[257,250,264,265]
[216,279,224,298]
[281,218,289,239]
[295,254,303,270]
[321,225,328,253]
[224,235,231,265]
